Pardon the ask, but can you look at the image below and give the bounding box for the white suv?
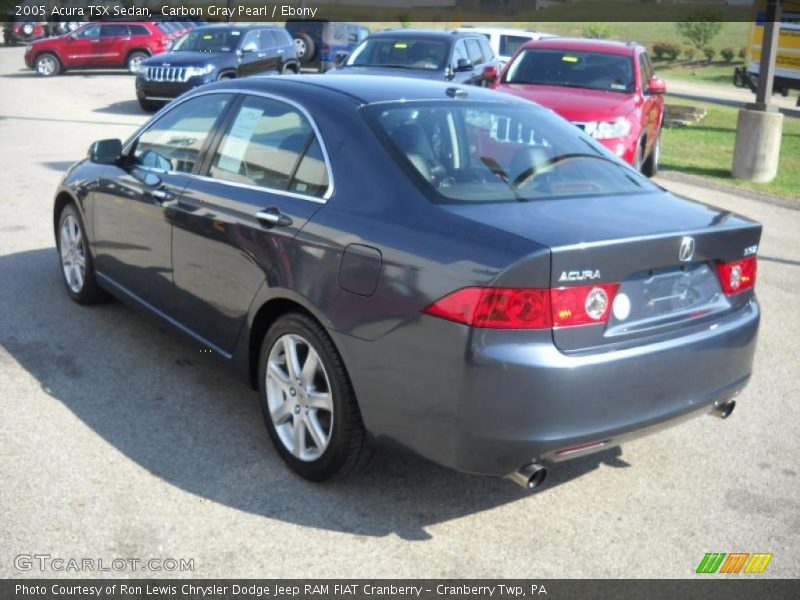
[453,26,557,67]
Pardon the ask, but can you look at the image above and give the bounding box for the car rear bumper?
[335,298,759,477]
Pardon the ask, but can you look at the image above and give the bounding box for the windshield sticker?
[394,42,408,49]
[202,34,213,40]
[610,83,627,90]
[562,55,579,63]
[217,107,263,173]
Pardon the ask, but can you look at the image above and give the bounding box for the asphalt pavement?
[0,46,798,579]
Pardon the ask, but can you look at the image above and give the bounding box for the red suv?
[494,38,666,176]
[24,22,171,77]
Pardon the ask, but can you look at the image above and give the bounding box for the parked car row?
[21,21,666,174]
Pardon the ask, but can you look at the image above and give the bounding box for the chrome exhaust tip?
[508,463,548,490]
[712,399,736,419]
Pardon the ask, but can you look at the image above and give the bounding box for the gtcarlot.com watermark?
[14,553,195,573]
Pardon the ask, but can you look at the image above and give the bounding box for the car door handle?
[151,188,176,204]
[255,207,293,227]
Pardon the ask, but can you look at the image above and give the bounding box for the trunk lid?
[443,191,761,351]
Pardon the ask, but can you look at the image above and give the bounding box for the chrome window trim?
[122,88,335,203]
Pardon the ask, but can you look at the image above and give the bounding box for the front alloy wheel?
[35,54,60,77]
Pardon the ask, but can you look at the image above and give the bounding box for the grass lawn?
[661,98,800,199]
[654,61,738,86]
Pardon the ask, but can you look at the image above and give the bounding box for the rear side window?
[129,24,150,37]
[500,35,531,57]
[133,94,232,174]
[102,24,129,38]
[208,95,330,198]
[466,38,483,65]
[259,30,277,49]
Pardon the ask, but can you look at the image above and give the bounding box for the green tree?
[583,23,611,40]
[676,12,724,50]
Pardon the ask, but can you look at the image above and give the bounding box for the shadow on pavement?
[94,100,146,117]
[41,160,77,172]
[0,248,624,540]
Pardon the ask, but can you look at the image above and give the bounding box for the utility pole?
[732,0,784,182]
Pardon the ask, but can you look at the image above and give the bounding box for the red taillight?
[423,283,620,329]
[717,256,757,295]
[551,283,619,327]
[423,287,552,329]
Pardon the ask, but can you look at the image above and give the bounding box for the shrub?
[583,23,611,40]
[653,41,681,60]
[721,48,735,62]
[683,45,698,61]
[739,47,746,59]
[703,46,717,62]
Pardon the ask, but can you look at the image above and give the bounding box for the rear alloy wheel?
[641,134,661,178]
[126,51,148,74]
[57,204,107,304]
[35,53,61,77]
[259,313,373,481]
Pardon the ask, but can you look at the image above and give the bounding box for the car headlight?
[186,64,215,77]
[581,117,632,140]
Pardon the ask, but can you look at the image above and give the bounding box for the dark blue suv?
[135,24,299,112]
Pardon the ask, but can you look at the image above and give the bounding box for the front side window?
[504,48,635,93]
[369,101,656,203]
[466,39,483,65]
[133,94,232,173]
[347,38,449,71]
[478,38,494,63]
[172,29,242,53]
[240,31,259,53]
[208,95,329,198]
[452,40,469,66]
[74,24,100,39]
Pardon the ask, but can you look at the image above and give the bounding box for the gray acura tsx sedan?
[53,75,760,488]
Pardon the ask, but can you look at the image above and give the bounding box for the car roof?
[211,74,532,107]
[454,26,542,36]
[370,29,482,41]
[192,24,282,33]
[520,37,641,55]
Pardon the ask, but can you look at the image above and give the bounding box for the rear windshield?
[172,30,241,53]
[347,38,449,71]
[367,101,657,203]
[504,48,635,93]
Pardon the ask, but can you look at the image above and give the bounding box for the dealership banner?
[3,580,800,600]
[1,0,773,23]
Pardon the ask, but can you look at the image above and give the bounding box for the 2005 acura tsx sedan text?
[53,75,760,488]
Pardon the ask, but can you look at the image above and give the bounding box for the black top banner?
[1,0,790,23]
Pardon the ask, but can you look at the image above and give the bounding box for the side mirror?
[333,51,349,67]
[239,45,256,55]
[455,58,473,72]
[482,65,498,82]
[647,76,667,95]
[88,139,122,165]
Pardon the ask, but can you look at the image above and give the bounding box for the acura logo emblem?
[679,236,695,262]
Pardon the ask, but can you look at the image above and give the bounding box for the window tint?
[259,30,277,49]
[371,102,656,203]
[134,94,232,174]
[500,35,531,57]
[466,38,483,65]
[478,37,494,63]
[639,53,653,85]
[75,24,101,39]
[241,31,259,53]
[209,95,329,198]
[102,24,129,38]
[129,24,150,37]
[453,40,469,65]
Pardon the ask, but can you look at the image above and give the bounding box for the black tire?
[35,52,61,77]
[641,134,660,178]
[56,204,108,304]
[282,63,298,75]
[294,33,315,62]
[126,50,149,74]
[137,96,161,113]
[258,312,373,482]
[217,71,236,80]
